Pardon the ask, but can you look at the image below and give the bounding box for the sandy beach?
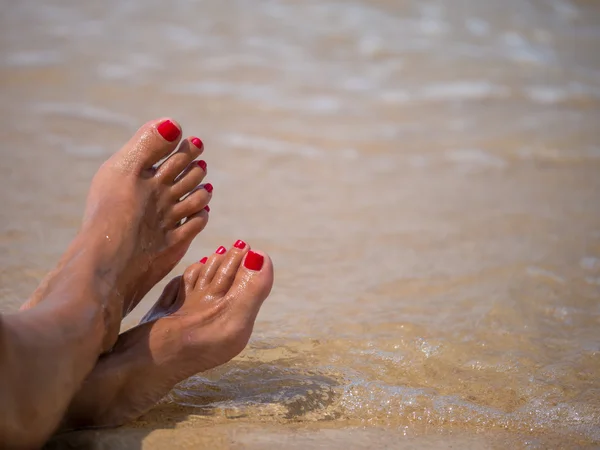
[1,0,599,448]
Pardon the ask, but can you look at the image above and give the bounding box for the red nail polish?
[199,257,208,264]
[215,246,226,255]
[157,120,180,142]
[191,137,203,149]
[234,240,246,249]
[244,251,264,271]
[197,160,207,171]
[204,183,213,193]
[204,205,210,212]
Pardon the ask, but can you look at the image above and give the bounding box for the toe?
[207,240,250,296]
[181,261,205,296]
[171,159,207,200]
[169,185,212,225]
[140,276,181,323]
[119,118,183,172]
[194,245,228,290]
[225,250,274,323]
[170,209,210,245]
[156,137,204,184]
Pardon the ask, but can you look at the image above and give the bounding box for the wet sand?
[1,0,599,448]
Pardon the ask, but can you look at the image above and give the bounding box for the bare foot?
[61,242,273,429]
[22,118,213,351]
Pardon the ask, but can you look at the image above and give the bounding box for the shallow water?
[1,0,600,448]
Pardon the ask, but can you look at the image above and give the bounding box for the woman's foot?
[61,242,273,429]
[22,118,213,351]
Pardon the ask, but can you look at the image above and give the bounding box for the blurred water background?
[1,0,599,448]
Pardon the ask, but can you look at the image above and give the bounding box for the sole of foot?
[62,242,273,429]
[22,118,213,351]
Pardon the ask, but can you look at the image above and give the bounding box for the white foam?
[220,132,321,158]
[2,50,63,67]
[551,0,580,21]
[96,53,160,81]
[525,86,569,104]
[525,83,600,104]
[172,81,345,115]
[502,31,527,47]
[585,277,600,286]
[97,64,135,80]
[32,102,137,128]
[415,337,440,358]
[580,257,600,271]
[301,96,342,113]
[526,266,565,284]
[417,17,449,36]
[358,35,386,57]
[445,149,507,168]
[501,33,555,65]
[201,54,271,70]
[419,81,509,101]
[171,81,274,99]
[465,18,490,36]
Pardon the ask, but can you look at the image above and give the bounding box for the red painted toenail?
[199,257,208,264]
[157,120,180,142]
[204,205,210,212]
[191,137,203,149]
[204,183,213,193]
[197,160,207,171]
[244,251,264,271]
[215,246,226,255]
[234,240,246,249]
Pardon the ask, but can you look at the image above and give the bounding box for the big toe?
[115,118,183,172]
[225,250,274,325]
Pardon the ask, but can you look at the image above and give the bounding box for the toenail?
[157,120,180,142]
[244,251,264,271]
[204,183,213,193]
[234,240,247,250]
[215,246,226,255]
[199,256,208,264]
[204,205,210,212]
[191,137,203,149]
[197,160,207,171]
